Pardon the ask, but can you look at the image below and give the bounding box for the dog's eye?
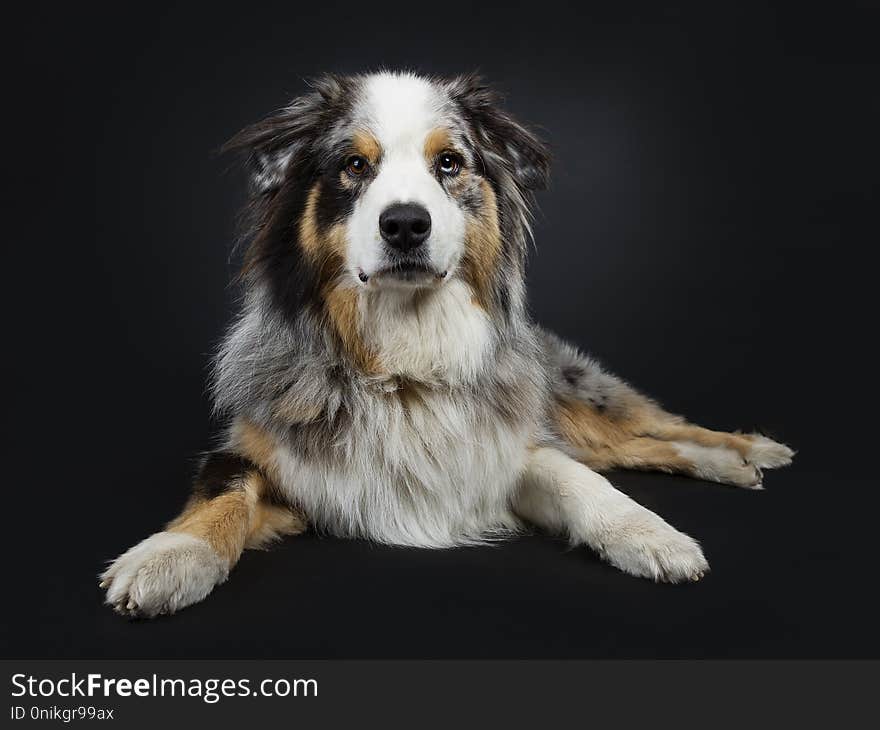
[438,152,462,177]
[346,155,369,176]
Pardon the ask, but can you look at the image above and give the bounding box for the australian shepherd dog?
[101,71,793,617]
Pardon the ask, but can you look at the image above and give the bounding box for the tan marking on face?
[423,127,454,164]
[290,183,382,374]
[298,183,349,262]
[299,180,360,292]
[352,129,382,164]
[461,179,502,309]
[298,183,323,261]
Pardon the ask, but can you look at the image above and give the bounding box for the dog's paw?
[600,508,709,583]
[674,442,764,489]
[746,434,794,469]
[100,532,227,618]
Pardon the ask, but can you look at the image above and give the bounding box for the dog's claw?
[690,567,709,582]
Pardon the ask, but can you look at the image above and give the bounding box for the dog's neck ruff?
[213,279,548,548]
[359,279,494,385]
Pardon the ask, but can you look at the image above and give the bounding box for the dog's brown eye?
[438,152,462,176]
[346,155,368,176]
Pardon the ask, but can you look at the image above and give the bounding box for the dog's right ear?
[448,73,550,192]
[223,74,346,194]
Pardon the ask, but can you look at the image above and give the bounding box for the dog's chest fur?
[272,384,533,547]
[220,283,547,548]
[361,280,493,385]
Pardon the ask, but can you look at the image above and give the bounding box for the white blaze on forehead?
[346,72,466,283]
[359,72,445,153]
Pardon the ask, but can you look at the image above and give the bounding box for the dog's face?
[342,74,471,288]
[229,72,549,318]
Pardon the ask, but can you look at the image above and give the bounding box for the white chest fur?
[271,386,530,547]
[265,281,530,547]
[361,279,493,385]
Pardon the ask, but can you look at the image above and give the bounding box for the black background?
[4,3,878,658]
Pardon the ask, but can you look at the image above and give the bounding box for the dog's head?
[227,71,549,321]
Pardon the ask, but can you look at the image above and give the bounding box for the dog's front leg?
[100,453,304,617]
[514,447,709,583]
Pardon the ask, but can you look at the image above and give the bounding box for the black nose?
[379,203,431,252]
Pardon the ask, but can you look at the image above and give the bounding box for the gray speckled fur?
[210,71,644,545]
[100,72,793,618]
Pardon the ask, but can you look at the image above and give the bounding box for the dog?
[101,71,793,617]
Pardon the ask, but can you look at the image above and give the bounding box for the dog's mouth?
[358,262,448,286]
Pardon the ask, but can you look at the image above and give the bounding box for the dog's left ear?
[449,74,550,191]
